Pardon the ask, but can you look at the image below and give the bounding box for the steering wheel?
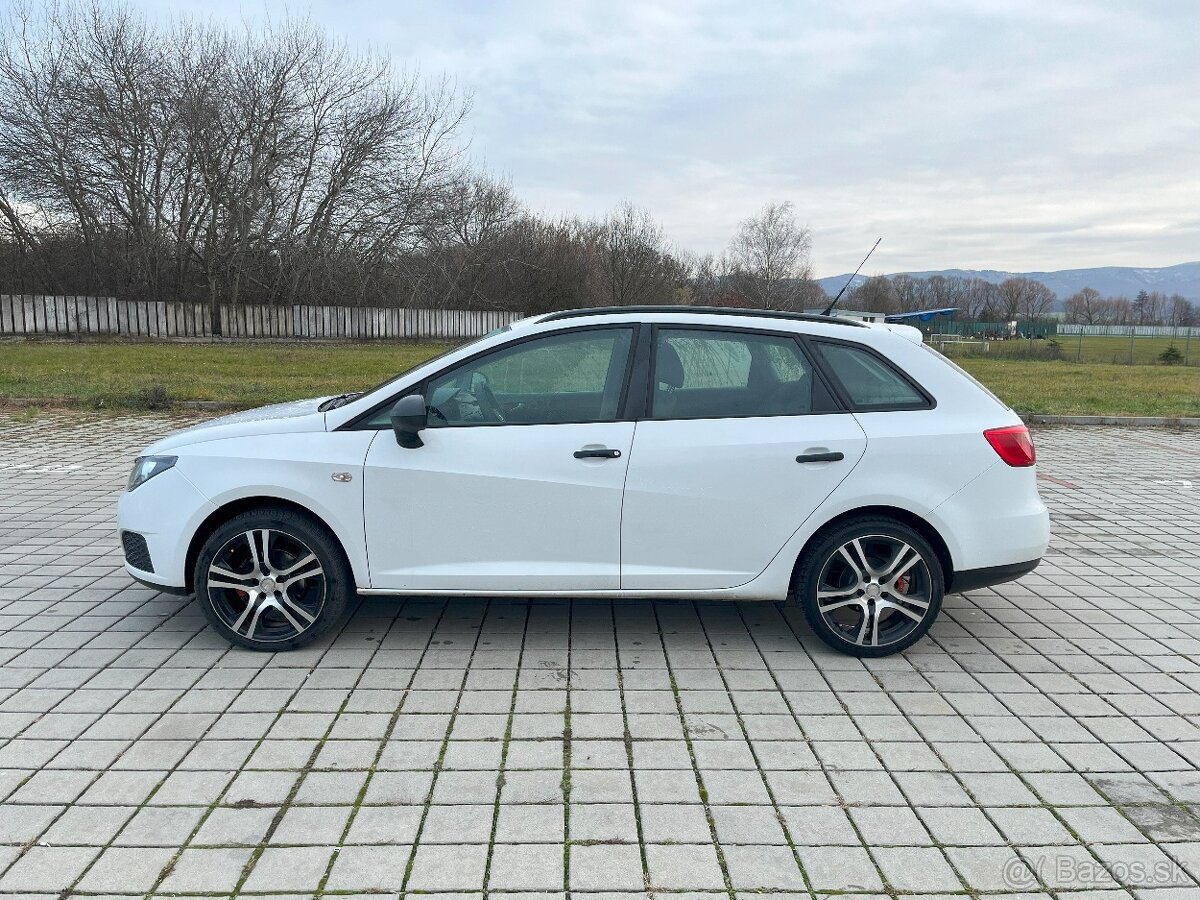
[472,374,506,423]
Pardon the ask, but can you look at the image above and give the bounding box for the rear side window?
[652,329,830,419]
[816,342,929,410]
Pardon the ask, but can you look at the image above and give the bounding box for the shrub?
[1158,345,1184,365]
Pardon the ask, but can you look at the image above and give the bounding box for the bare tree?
[727,201,813,310]
[848,275,900,314]
[597,203,679,307]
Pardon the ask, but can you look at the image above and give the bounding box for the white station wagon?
[118,306,1050,657]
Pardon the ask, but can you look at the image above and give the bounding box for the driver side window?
[425,328,634,426]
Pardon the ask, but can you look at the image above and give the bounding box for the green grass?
[1,338,1197,417]
[935,333,1199,366]
[0,340,453,408]
[956,357,1200,417]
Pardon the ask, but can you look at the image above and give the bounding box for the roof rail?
[539,305,867,327]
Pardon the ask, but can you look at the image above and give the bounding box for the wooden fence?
[0,295,525,340]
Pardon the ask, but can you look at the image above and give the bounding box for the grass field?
[935,333,1198,366]
[1,338,1197,417]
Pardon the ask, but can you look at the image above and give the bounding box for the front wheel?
[194,507,355,651]
[794,517,944,657]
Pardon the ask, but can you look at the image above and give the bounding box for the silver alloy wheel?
[206,528,326,643]
[815,535,932,648]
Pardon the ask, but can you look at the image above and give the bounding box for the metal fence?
[0,295,525,340]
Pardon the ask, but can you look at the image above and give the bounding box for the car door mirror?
[390,394,428,448]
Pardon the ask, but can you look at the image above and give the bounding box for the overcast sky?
[141,0,1197,277]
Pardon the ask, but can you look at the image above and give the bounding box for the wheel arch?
[790,505,957,594]
[184,496,354,594]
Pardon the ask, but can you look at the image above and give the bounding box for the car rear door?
[620,325,867,591]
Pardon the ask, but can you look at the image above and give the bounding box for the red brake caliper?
[895,575,909,594]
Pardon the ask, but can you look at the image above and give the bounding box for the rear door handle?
[574,447,622,459]
[796,451,845,463]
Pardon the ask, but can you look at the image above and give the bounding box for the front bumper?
[116,466,216,591]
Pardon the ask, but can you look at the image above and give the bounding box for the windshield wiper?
[318,392,361,412]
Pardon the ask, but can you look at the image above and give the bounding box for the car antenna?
[821,238,882,316]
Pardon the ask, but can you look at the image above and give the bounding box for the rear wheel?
[795,517,944,657]
[194,507,354,651]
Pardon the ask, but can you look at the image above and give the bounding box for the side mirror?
[390,394,428,448]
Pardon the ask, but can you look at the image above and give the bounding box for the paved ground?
[0,411,1198,900]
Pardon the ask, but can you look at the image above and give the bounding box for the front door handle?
[574,447,622,459]
[796,451,845,463]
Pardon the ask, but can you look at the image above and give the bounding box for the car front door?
[620,326,868,590]
[363,326,636,592]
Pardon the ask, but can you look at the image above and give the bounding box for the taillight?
[983,425,1036,467]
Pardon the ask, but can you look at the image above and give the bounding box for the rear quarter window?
[816,342,931,410]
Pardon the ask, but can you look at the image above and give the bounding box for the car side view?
[117,307,1050,657]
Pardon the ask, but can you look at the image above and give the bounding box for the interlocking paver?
[0,414,1198,897]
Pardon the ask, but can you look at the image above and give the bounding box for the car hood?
[142,397,331,454]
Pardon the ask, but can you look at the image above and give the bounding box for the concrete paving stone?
[1026,771,1111,805]
[0,845,99,892]
[242,845,337,891]
[569,802,638,842]
[569,843,644,891]
[344,803,424,844]
[158,846,253,894]
[796,845,885,891]
[722,844,807,890]
[639,802,713,843]
[406,843,489,891]
[270,804,353,844]
[946,845,1039,891]
[191,804,278,845]
[990,806,1078,844]
[150,769,235,805]
[1124,805,1200,843]
[363,770,434,804]
[1017,844,1121,889]
[645,843,725,891]
[779,804,860,845]
[292,769,368,804]
[918,805,1007,846]
[1058,805,1154,843]
[112,805,204,846]
[495,802,565,843]
[635,767,705,804]
[711,804,789,844]
[872,845,964,892]
[850,806,933,846]
[0,803,65,843]
[765,770,838,805]
[325,844,411,891]
[489,843,565,891]
[76,845,176,893]
[421,803,496,843]
[697,768,771,804]
[431,769,500,804]
[1091,843,1197,888]
[569,768,634,804]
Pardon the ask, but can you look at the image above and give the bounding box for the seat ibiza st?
[117,307,1049,657]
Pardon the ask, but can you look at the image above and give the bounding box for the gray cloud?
[142,0,1199,275]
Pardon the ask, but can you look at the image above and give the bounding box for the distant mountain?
[816,262,1200,303]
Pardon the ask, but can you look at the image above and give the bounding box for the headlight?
[127,455,177,492]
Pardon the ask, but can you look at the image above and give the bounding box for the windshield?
[353,325,511,402]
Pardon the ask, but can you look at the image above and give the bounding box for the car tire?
[794,516,944,658]
[194,506,355,651]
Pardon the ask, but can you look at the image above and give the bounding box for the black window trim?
[803,335,937,412]
[644,323,847,423]
[340,322,644,431]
